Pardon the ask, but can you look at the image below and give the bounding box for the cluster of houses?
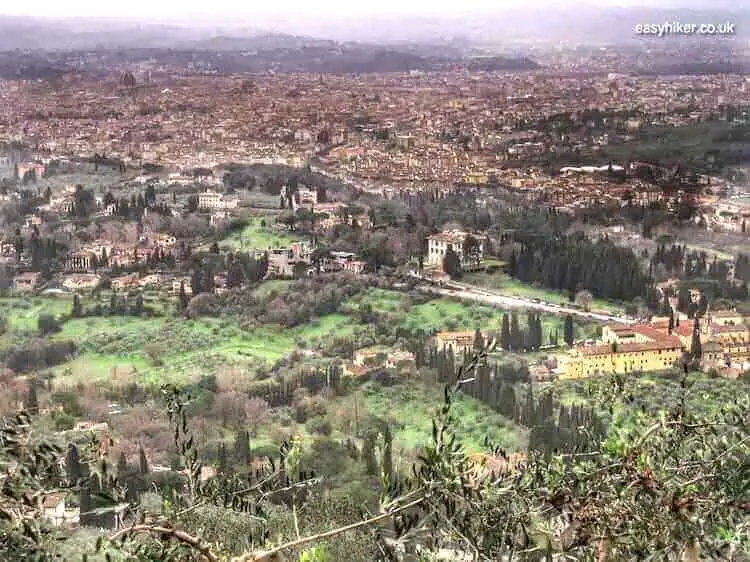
[422,305,749,381]
[556,308,750,380]
[342,345,416,377]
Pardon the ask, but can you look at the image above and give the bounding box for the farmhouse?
[198,190,239,210]
[13,272,41,292]
[431,331,484,354]
[559,324,683,378]
[427,230,484,268]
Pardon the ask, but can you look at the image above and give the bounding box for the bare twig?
[233,495,426,562]
[636,421,728,449]
[110,524,218,562]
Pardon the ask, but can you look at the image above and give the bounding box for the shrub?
[306,415,333,436]
[52,412,75,431]
[50,390,83,417]
[37,314,61,335]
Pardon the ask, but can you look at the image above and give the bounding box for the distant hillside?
[0,17,208,50]
[192,33,337,52]
[465,56,541,72]
[0,42,541,77]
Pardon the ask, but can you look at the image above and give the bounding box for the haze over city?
[0,0,748,559]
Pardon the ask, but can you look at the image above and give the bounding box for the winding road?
[415,278,635,325]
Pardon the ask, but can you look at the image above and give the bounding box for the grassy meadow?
[219,217,305,251]
[0,283,599,388]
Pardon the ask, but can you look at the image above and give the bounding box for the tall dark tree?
[66,444,82,484]
[24,382,39,415]
[133,293,144,315]
[536,315,544,350]
[217,442,228,474]
[138,446,149,475]
[178,281,190,310]
[697,294,709,318]
[564,315,575,347]
[191,268,202,297]
[226,259,244,289]
[510,312,522,351]
[233,430,251,470]
[442,247,462,278]
[13,228,23,258]
[117,452,129,479]
[362,431,378,476]
[71,294,82,318]
[677,286,691,313]
[473,327,484,353]
[463,234,481,267]
[79,485,92,524]
[500,314,511,351]
[691,318,702,360]
[382,425,393,483]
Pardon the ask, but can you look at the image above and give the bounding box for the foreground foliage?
[1,348,748,561]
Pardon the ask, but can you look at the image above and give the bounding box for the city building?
[427,230,484,268]
[198,190,239,210]
[431,331,483,353]
[12,272,41,292]
[558,324,683,378]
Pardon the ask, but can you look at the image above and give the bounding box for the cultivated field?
[219,217,305,251]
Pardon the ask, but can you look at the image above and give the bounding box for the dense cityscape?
[0,7,748,562]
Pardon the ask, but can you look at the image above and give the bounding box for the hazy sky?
[0,0,666,21]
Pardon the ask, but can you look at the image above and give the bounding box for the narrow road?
[416,279,634,325]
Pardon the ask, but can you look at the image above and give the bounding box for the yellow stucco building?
[558,324,683,379]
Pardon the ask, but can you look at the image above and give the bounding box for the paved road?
[416,279,635,325]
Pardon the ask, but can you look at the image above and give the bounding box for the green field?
[334,380,526,455]
[548,371,746,430]
[219,217,304,251]
[350,288,599,340]
[0,296,73,333]
[463,272,626,315]
[1,283,598,387]
[48,312,358,387]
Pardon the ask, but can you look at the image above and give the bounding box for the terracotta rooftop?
[577,337,682,357]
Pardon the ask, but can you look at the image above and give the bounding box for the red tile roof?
[578,337,682,357]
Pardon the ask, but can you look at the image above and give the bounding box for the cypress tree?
[117,452,128,479]
[564,315,575,347]
[536,315,544,350]
[510,312,521,351]
[233,430,250,470]
[473,327,484,353]
[362,432,378,476]
[499,383,516,419]
[133,293,144,315]
[500,314,511,350]
[217,442,228,474]
[72,294,82,317]
[138,446,149,475]
[79,485,92,525]
[691,318,702,360]
[24,382,39,415]
[66,444,82,484]
[179,281,190,310]
[382,425,393,483]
